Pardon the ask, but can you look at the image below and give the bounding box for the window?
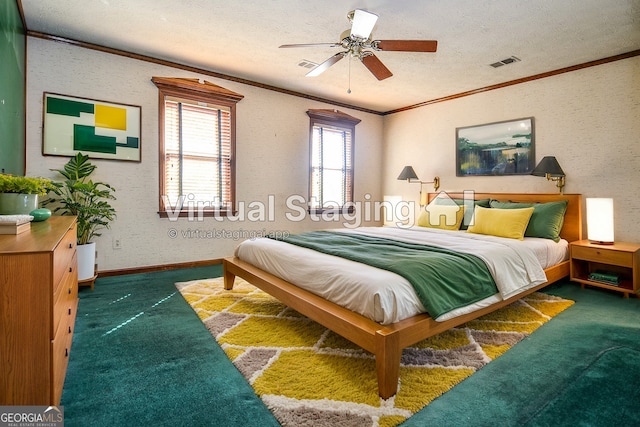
[152,77,243,217]
[163,100,231,209]
[307,109,361,213]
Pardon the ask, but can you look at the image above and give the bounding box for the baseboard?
[97,259,223,277]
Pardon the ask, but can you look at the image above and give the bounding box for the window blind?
[164,99,232,210]
[310,123,353,209]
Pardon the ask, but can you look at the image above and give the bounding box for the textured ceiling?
[20,0,640,113]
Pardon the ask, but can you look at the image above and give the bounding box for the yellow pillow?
[467,206,534,240]
[417,203,465,230]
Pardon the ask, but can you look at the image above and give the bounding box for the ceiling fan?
[279,9,438,81]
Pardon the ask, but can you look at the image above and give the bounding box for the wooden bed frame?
[223,193,582,398]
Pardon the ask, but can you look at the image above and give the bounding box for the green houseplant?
[45,153,116,280]
[0,174,53,195]
[0,174,54,214]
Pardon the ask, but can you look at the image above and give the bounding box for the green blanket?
[275,231,498,319]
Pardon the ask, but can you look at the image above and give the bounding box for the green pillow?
[488,199,569,242]
[434,198,490,230]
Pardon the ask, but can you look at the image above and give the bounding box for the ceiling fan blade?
[361,54,393,80]
[350,9,378,39]
[279,43,341,48]
[375,40,438,52]
[306,52,345,77]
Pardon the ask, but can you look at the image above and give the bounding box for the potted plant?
[0,174,54,214]
[45,153,116,281]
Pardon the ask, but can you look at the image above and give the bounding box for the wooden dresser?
[0,216,78,405]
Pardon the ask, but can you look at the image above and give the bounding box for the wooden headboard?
[427,192,583,243]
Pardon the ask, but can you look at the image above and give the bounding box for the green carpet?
[61,270,640,426]
[61,266,279,427]
[527,346,640,425]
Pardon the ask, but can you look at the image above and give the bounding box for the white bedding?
[235,226,569,325]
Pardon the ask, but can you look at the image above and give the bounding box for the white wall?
[26,38,384,271]
[383,56,640,242]
[26,38,640,271]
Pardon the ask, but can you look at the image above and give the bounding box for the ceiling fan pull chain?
[347,55,352,94]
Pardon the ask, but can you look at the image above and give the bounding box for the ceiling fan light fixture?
[350,9,378,40]
[279,9,437,80]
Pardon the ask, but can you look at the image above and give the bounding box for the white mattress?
[235,226,569,325]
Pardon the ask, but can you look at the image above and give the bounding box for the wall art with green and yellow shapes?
[43,92,141,162]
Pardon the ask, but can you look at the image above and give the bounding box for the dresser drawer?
[53,255,78,338]
[51,300,76,406]
[53,224,77,286]
[53,253,77,298]
[571,245,633,267]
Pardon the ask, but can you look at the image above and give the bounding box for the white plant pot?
[77,242,96,281]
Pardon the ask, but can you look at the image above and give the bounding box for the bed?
[223,193,582,398]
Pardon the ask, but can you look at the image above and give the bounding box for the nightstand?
[570,240,640,298]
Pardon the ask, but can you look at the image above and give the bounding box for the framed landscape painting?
[43,93,141,162]
[456,117,534,176]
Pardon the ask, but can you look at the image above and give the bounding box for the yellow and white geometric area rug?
[176,277,573,427]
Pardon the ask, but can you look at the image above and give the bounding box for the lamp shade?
[586,198,614,244]
[397,166,418,181]
[531,156,565,177]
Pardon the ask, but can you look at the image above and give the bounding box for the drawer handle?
[68,308,71,315]
[69,267,73,273]
[68,326,72,334]
[69,243,73,249]
[65,348,68,357]
[68,287,71,295]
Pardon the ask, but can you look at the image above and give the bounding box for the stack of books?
[0,215,33,235]
[588,270,621,286]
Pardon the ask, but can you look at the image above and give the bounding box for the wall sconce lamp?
[397,165,440,205]
[586,198,614,244]
[531,156,566,193]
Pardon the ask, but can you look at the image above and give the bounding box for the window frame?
[306,109,361,215]
[152,77,243,218]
